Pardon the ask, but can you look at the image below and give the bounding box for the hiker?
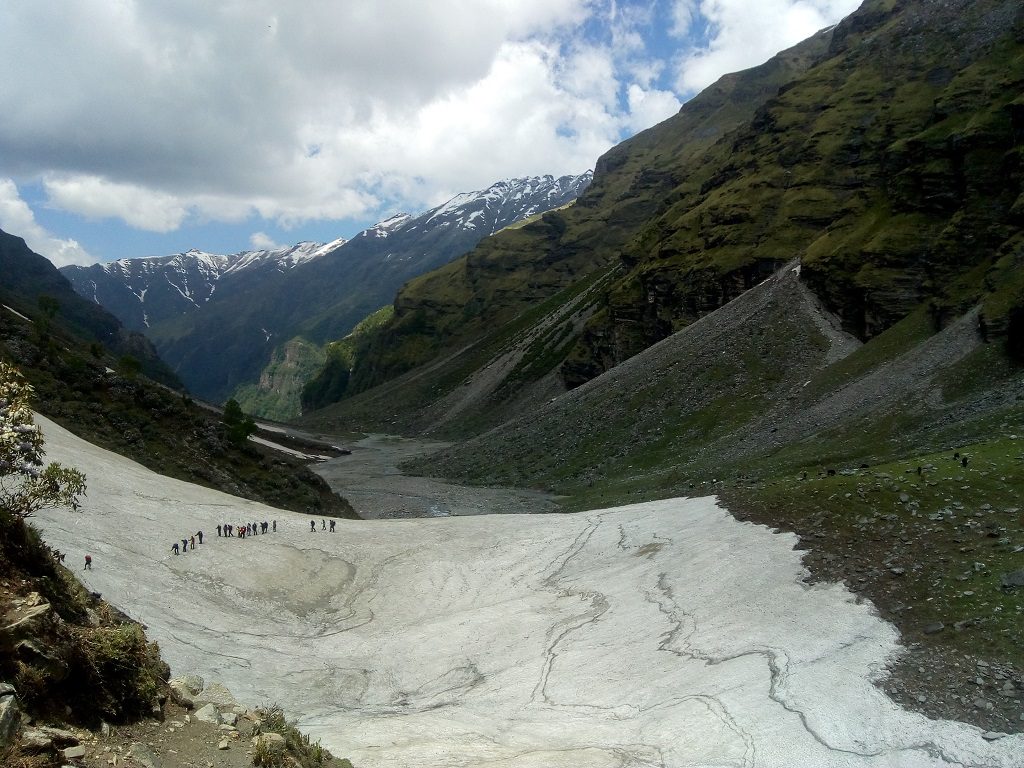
[84,554,92,570]
[197,530,204,545]
[961,456,969,467]
[329,519,336,532]
[310,520,316,532]
[321,519,326,530]
[217,524,222,537]
[172,542,180,555]
[189,535,195,550]
[261,521,268,534]
[272,520,276,532]
[182,538,189,552]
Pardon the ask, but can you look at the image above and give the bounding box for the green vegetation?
[234,337,327,421]
[255,705,351,768]
[722,435,1024,662]
[0,362,86,520]
[222,398,257,446]
[301,306,394,412]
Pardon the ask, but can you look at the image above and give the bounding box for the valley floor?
[31,416,1024,767]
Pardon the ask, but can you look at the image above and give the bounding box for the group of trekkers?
[170,520,278,555]
[169,516,341,556]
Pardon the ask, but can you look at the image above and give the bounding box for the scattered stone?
[923,622,945,635]
[128,742,159,768]
[999,570,1024,590]
[217,739,230,750]
[63,744,88,760]
[982,731,1007,741]
[221,711,238,726]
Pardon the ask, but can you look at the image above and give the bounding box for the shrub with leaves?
[0,360,86,518]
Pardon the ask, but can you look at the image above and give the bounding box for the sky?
[0,0,861,267]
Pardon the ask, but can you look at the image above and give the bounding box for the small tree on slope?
[0,360,86,519]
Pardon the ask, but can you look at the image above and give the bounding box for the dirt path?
[310,433,561,519]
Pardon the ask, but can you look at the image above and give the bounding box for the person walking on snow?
[172,542,179,555]
[310,520,316,532]
[272,520,277,532]
[84,554,92,570]
[217,524,222,537]
[329,519,336,532]
[197,530,204,544]
[181,538,189,553]
[189,535,195,550]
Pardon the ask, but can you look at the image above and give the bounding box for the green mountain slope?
[317,27,835,405]
[303,0,1023,439]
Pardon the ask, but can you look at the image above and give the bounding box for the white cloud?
[0,0,862,244]
[673,0,861,93]
[43,176,190,233]
[0,178,94,266]
[249,231,283,251]
[624,84,683,134]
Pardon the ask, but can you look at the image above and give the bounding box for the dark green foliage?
[117,354,141,379]
[222,398,257,446]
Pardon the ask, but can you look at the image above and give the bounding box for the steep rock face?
[233,337,326,422]
[336,31,834,401]
[565,0,1024,387]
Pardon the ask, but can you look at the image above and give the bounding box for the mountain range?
[61,173,592,408]
[4,0,1024,743]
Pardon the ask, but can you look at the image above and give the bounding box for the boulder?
[20,728,54,753]
[193,703,222,725]
[63,744,87,760]
[1000,570,1024,590]
[193,682,236,709]
[0,690,20,753]
[168,680,195,709]
[0,602,52,650]
[221,712,238,726]
[180,674,205,695]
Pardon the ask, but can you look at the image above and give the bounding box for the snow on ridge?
[363,213,413,239]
